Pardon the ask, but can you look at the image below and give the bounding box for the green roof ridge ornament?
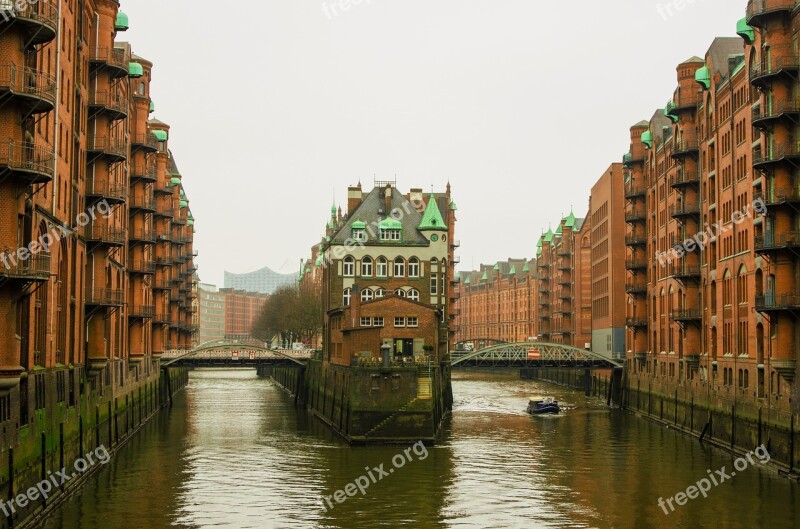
[418,194,447,231]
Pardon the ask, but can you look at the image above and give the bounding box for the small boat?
[527,396,560,415]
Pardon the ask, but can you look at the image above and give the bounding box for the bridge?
[161,340,311,368]
[450,341,623,369]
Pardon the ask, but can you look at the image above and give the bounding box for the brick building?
[197,283,226,345]
[0,0,197,447]
[220,288,269,341]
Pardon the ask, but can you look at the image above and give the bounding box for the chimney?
[384,185,392,214]
[409,188,424,211]
[347,185,362,215]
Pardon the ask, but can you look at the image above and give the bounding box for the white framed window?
[376,257,388,277]
[394,257,405,277]
[381,229,401,241]
[408,257,420,278]
[352,229,366,242]
[360,317,372,326]
[375,288,385,298]
[343,288,352,306]
[373,317,384,327]
[343,256,355,277]
[361,289,374,302]
[408,289,420,302]
[361,257,373,277]
[394,317,405,327]
[407,317,418,327]
[395,289,406,298]
[430,275,438,295]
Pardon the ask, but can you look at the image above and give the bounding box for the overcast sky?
[121,0,744,286]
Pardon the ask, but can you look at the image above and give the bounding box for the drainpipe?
[52,0,62,214]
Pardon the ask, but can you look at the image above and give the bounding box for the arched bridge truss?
[161,339,309,367]
[451,342,623,369]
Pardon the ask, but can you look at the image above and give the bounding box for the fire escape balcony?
[85,288,124,307]
[153,280,172,291]
[154,181,175,195]
[0,1,58,45]
[0,65,56,114]
[88,90,128,121]
[0,253,50,283]
[86,180,126,205]
[625,258,647,271]
[671,137,700,159]
[626,280,647,296]
[671,91,701,113]
[89,47,129,79]
[752,99,800,128]
[154,202,174,218]
[623,151,646,167]
[83,226,126,247]
[129,195,156,213]
[625,205,647,222]
[753,188,800,209]
[670,201,701,220]
[747,0,798,26]
[625,232,647,247]
[626,317,648,328]
[153,313,172,325]
[87,135,127,163]
[755,231,800,253]
[624,183,646,199]
[756,292,800,313]
[130,163,157,182]
[129,305,156,319]
[750,47,800,87]
[670,263,701,281]
[670,309,702,323]
[128,228,156,243]
[130,133,159,153]
[670,170,700,189]
[0,140,55,183]
[753,143,800,169]
[128,260,155,275]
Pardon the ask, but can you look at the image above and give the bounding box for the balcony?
[626,280,647,295]
[757,292,800,312]
[83,226,126,247]
[129,195,156,212]
[537,262,550,269]
[0,253,50,283]
[752,99,800,128]
[747,0,797,26]
[557,247,571,257]
[671,137,699,159]
[88,90,128,121]
[626,317,648,328]
[153,280,172,291]
[622,151,645,167]
[129,305,156,319]
[669,170,700,188]
[557,261,571,271]
[751,47,800,87]
[154,256,172,267]
[625,233,647,246]
[130,133,159,153]
[672,91,701,112]
[624,183,646,199]
[154,181,175,195]
[0,1,58,45]
[0,140,55,183]
[558,288,571,299]
[85,288,124,307]
[89,47,129,78]
[670,263,701,281]
[626,258,647,271]
[154,203,174,218]
[625,206,646,222]
[87,135,127,162]
[754,188,800,208]
[128,228,156,243]
[755,231,800,252]
[129,260,156,275]
[671,309,702,323]
[753,143,800,169]
[0,65,56,114]
[130,162,157,182]
[451,240,461,249]
[557,275,571,286]
[153,313,172,325]
[86,180,126,205]
[671,201,701,220]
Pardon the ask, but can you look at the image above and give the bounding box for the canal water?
[42,370,799,529]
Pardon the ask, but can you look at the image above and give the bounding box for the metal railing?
[670,170,700,187]
[0,64,56,106]
[671,309,702,321]
[754,188,800,205]
[88,90,128,116]
[85,288,124,306]
[670,201,701,217]
[755,231,800,250]
[130,163,157,180]
[83,226,126,245]
[0,253,50,279]
[130,133,158,151]
[747,0,798,22]
[86,180,126,202]
[750,45,799,81]
[752,98,800,122]
[0,140,55,179]
[753,143,800,165]
[86,135,127,158]
[0,0,59,33]
[89,47,128,71]
[756,292,800,309]
[129,305,156,318]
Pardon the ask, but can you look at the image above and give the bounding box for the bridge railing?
[161,349,313,361]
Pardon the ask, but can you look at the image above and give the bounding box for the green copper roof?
[152,130,168,142]
[641,130,653,149]
[537,239,542,249]
[315,254,324,266]
[170,176,181,185]
[351,221,366,229]
[522,262,530,272]
[115,11,129,31]
[179,200,188,209]
[509,265,516,275]
[149,101,155,113]
[695,66,711,89]
[543,228,554,243]
[564,210,576,228]
[128,62,143,78]
[454,271,461,281]
[450,200,457,211]
[379,217,402,230]
[493,263,500,271]
[481,270,488,281]
[556,223,563,235]
[664,100,679,123]
[736,18,755,44]
[187,219,194,227]
[331,202,337,214]
[464,276,471,285]
[418,195,447,231]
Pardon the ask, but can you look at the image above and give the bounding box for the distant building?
[224,266,296,294]
[197,283,226,345]
[220,289,269,341]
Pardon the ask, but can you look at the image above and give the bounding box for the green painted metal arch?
[451,341,623,368]
[164,340,307,366]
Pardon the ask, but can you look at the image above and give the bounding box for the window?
[408,289,420,302]
[360,317,372,327]
[343,288,352,306]
[375,288,385,298]
[343,256,355,277]
[407,317,418,327]
[361,289,374,302]
[381,229,401,241]
[361,257,373,277]
[408,257,420,277]
[430,275,438,295]
[373,317,384,327]
[394,257,405,277]
[395,289,407,298]
[352,228,366,242]
[376,257,388,277]
[394,317,406,327]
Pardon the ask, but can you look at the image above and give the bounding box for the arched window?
[394,257,405,277]
[738,265,748,304]
[361,257,373,277]
[376,257,388,277]
[408,289,420,301]
[343,256,355,277]
[361,289,374,302]
[343,288,352,306]
[395,289,406,298]
[408,257,420,278]
[375,288,385,298]
[722,269,731,306]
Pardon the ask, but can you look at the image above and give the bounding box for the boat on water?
[527,396,560,415]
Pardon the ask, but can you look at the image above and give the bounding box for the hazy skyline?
[119,0,744,285]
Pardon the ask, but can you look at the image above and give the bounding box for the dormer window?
[379,218,402,241]
[381,229,400,241]
[351,221,367,242]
